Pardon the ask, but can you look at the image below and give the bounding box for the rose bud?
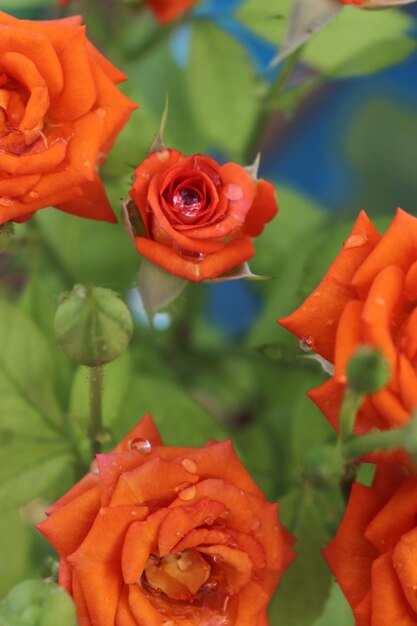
[37,413,296,626]
[127,150,278,282]
[54,285,133,367]
[279,209,417,464]
[323,464,417,626]
[0,11,137,225]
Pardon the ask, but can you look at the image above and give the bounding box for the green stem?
[341,428,407,461]
[338,387,364,442]
[88,366,105,457]
[243,45,305,163]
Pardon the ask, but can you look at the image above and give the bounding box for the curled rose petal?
[38,413,295,626]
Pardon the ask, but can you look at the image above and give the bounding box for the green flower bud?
[303,445,345,490]
[0,221,14,252]
[347,346,390,394]
[54,285,133,367]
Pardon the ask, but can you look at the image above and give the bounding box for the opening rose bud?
[126,149,279,282]
[37,413,296,626]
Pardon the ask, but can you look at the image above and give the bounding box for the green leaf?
[0,299,76,511]
[186,22,259,159]
[0,511,31,596]
[270,489,332,626]
[0,580,77,626]
[303,6,413,76]
[313,583,354,626]
[236,0,290,43]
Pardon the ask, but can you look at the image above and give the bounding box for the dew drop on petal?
[29,191,39,198]
[83,160,92,168]
[172,188,202,217]
[227,540,237,549]
[343,232,368,250]
[0,197,12,206]
[212,554,224,564]
[251,516,262,532]
[298,336,314,352]
[181,458,198,474]
[204,517,214,526]
[224,183,244,202]
[178,485,196,501]
[130,437,152,454]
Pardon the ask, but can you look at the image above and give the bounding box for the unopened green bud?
[54,285,133,367]
[0,221,14,252]
[303,445,345,490]
[347,346,390,394]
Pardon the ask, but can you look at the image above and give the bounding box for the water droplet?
[29,190,39,198]
[413,584,417,591]
[343,232,368,250]
[181,458,198,474]
[83,160,92,168]
[130,437,152,454]
[227,540,237,549]
[298,336,314,352]
[0,197,12,206]
[96,107,107,118]
[251,516,262,532]
[202,580,218,590]
[212,554,223,564]
[176,553,193,572]
[219,510,229,519]
[91,466,99,475]
[204,517,214,526]
[224,183,244,202]
[157,150,169,162]
[178,485,196,501]
[172,188,202,217]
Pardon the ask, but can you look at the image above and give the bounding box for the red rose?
[324,465,417,626]
[37,414,295,626]
[0,11,136,224]
[279,209,417,445]
[128,150,278,282]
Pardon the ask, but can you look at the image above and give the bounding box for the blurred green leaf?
[313,582,354,626]
[270,489,332,626]
[303,6,412,76]
[0,299,77,511]
[0,580,77,626]
[0,512,31,596]
[236,0,290,43]
[187,22,260,159]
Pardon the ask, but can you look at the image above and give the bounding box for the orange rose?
[324,465,417,626]
[37,414,295,626]
[279,209,417,438]
[0,12,136,224]
[128,150,278,282]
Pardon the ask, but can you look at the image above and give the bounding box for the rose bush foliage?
[280,209,417,439]
[38,414,295,626]
[128,150,278,282]
[324,465,417,626]
[0,12,136,224]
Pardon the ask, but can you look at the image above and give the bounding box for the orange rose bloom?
[279,209,417,437]
[128,150,278,282]
[324,465,417,626]
[0,12,136,224]
[37,414,295,626]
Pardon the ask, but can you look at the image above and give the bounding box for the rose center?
[172,188,202,217]
[144,549,211,601]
